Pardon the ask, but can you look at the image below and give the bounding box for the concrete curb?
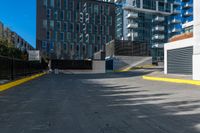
[143,76,200,86]
[0,72,47,92]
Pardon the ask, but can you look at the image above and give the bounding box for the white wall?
[193,0,200,80]
[164,38,194,74]
[92,61,106,74]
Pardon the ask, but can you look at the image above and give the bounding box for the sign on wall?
[28,50,40,61]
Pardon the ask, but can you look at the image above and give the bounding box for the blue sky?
[0,0,36,48]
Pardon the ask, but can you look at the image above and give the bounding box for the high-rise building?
[114,0,176,62]
[168,0,193,38]
[37,0,115,60]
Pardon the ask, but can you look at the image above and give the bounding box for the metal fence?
[51,60,92,70]
[0,56,48,80]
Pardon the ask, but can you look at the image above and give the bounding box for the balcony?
[171,18,181,24]
[154,16,165,22]
[171,28,181,33]
[127,32,138,38]
[126,23,138,29]
[174,1,181,6]
[183,11,193,17]
[183,3,193,9]
[152,35,165,40]
[173,9,181,14]
[126,13,138,19]
[153,26,165,31]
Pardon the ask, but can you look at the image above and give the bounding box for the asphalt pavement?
[1,71,200,133]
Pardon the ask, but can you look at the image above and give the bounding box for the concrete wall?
[164,38,194,74]
[113,56,152,70]
[193,0,200,80]
[92,60,106,73]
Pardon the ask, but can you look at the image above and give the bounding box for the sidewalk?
[142,70,200,86]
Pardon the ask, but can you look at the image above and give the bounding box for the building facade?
[168,0,193,38]
[113,0,193,63]
[114,0,177,62]
[0,21,34,51]
[37,0,115,60]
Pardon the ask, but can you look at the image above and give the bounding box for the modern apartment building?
[37,0,115,60]
[168,0,193,38]
[0,21,34,51]
[114,0,177,62]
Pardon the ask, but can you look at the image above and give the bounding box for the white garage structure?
[164,0,200,80]
[164,38,194,75]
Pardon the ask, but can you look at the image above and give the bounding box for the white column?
[193,0,200,80]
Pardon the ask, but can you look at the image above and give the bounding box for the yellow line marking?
[0,72,47,92]
[143,76,200,86]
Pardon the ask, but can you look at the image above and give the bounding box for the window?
[91,35,95,43]
[50,42,54,51]
[54,32,57,41]
[56,21,61,30]
[100,26,104,34]
[42,41,47,49]
[54,11,58,20]
[50,0,54,7]
[50,20,54,29]
[46,31,50,40]
[94,5,99,14]
[79,34,83,42]
[105,6,110,15]
[67,11,71,21]
[67,32,71,41]
[103,36,106,44]
[47,9,51,19]
[89,25,92,33]
[85,34,89,43]
[43,20,47,29]
[76,24,80,32]
[76,45,79,52]
[97,35,101,44]
[64,22,67,31]
[43,0,47,6]
[69,23,74,32]
[60,32,64,41]
[56,0,61,8]
[108,17,112,25]
[60,11,64,20]
[64,43,67,51]
[106,26,109,35]
[95,26,98,33]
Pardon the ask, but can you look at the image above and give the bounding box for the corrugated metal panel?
[167,46,193,75]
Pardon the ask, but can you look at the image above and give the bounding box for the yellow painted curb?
[143,76,200,86]
[0,72,47,92]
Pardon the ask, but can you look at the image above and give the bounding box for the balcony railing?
[152,35,165,40]
[154,16,165,22]
[171,18,181,24]
[183,3,193,9]
[126,23,138,29]
[153,26,165,31]
[127,32,138,38]
[126,13,138,19]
